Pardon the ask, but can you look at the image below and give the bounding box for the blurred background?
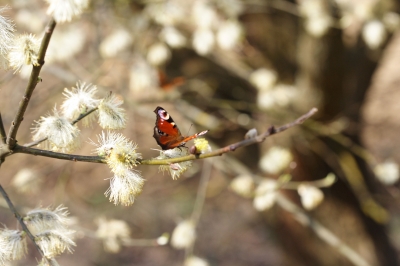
[0,0,399,265]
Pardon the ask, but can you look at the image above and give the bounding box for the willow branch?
[0,184,51,264]
[186,161,213,259]
[6,19,57,149]
[8,108,316,165]
[71,107,98,124]
[140,108,318,165]
[191,161,213,224]
[276,194,371,266]
[23,106,99,148]
[13,144,105,163]
[0,112,6,144]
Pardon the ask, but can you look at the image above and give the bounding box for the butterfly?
[153,106,208,150]
[158,70,185,91]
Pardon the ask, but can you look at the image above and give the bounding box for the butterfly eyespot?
[153,106,208,150]
[158,129,167,136]
[158,109,170,120]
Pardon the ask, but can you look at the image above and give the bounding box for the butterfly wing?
[153,107,185,150]
[153,106,209,150]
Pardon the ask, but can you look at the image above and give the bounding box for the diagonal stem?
[191,161,213,224]
[13,144,105,163]
[0,112,6,144]
[23,106,99,148]
[7,19,57,149]
[185,160,213,260]
[0,184,50,264]
[276,194,371,266]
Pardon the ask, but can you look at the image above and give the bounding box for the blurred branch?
[185,161,213,259]
[0,112,6,144]
[75,225,165,247]
[268,0,299,16]
[140,108,318,165]
[338,151,388,224]
[23,106,99,148]
[281,173,337,189]
[306,120,375,164]
[191,161,213,224]
[276,194,372,266]
[0,184,53,265]
[203,137,371,266]
[13,144,105,163]
[6,19,57,150]
[307,124,387,223]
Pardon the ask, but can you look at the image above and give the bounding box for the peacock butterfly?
[158,70,185,91]
[153,106,208,150]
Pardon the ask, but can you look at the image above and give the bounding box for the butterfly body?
[153,106,208,150]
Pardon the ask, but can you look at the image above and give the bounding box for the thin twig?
[23,106,99,147]
[13,144,105,163]
[74,224,164,247]
[186,161,213,259]
[191,161,213,224]
[23,138,49,149]
[140,108,318,165]
[0,184,51,264]
[71,107,98,124]
[6,19,57,149]
[276,194,371,266]
[0,112,6,144]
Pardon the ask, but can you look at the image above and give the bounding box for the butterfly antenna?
[186,124,194,136]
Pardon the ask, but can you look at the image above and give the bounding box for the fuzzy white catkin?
[250,68,277,91]
[362,20,387,50]
[192,1,218,29]
[32,108,80,152]
[93,132,143,206]
[157,148,192,180]
[8,34,40,72]
[147,42,171,66]
[0,229,27,261]
[171,220,196,249]
[100,29,133,58]
[161,26,187,48]
[230,175,254,197]
[374,161,399,185]
[129,57,159,95]
[298,184,324,210]
[185,256,210,266]
[259,146,293,175]
[35,229,76,258]
[105,170,145,206]
[45,0,89,23]
[61,82,99,126]
[96,217,131,253]
[24,205,71,235]
[253,179,278,211]
[0,7,15,68]
[192,28,215,55]
[216,20,242,50]
[98,94,127,130]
